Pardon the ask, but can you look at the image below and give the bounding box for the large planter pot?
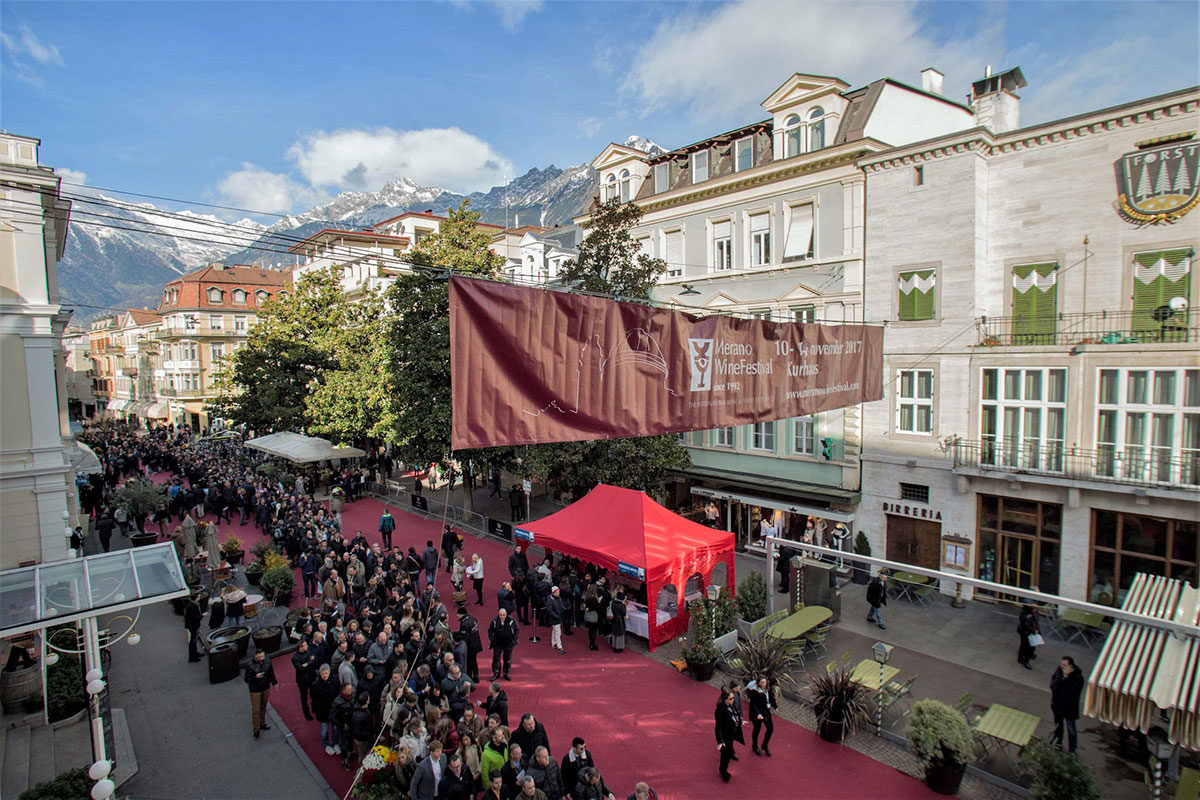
[224,549,244,565]
[714,629,739,654]
[686,659,717,682]
[252,626,283,655]
[852,566,871,585]
[736,618,760,640]
[206,626,251,658]
[207,642,241,684]
[817,712,845,743]
[245,569,262,587]
[0,664,40,714]
[924,761,967,795]
[130,532,158,548]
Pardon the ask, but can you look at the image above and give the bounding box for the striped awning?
[106,399,128,412]
[145,402,168,419]
[1084,573,1200,749]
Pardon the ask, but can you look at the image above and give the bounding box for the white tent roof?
[69,441,102,475]
[1085,573,1200,749]
[244,431,365,464]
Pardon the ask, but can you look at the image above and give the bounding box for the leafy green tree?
[558,196,666,299]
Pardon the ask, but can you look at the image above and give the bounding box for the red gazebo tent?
[514,484,736,651]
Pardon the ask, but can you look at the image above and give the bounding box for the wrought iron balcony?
[943,436,1199,490]
[157,387,207,399]
[976,309,1196,347]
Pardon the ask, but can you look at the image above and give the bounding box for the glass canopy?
[0,543,189,637]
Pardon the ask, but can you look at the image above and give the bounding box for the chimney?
[211,262,225,271]
[970,66,1027,134]
[921,68,944,96]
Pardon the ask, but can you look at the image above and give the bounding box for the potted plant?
[727,631,802,695]
[113,478,167,538]
[906,699,975,794]
[808,666,872,743]
[1019,739,1103,800]
[689,590,739,654]
[252,625,283,654]
[734,572,767,639]
[220,533,244,565]
[261,565,295,606]
[681,630,720,682]
[852,532,873,585]
[244,561,264,586]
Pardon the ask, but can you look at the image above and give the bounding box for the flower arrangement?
[220,534,243,555]
[352,745,397,800]
[261,549,289,573]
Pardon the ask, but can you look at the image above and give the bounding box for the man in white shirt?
[467,553,485,606]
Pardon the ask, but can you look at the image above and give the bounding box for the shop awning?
[0,543,189,638]
[1085,573,1200,749]
[127,402,149,418]
[689,485,856,523]
[106,399,128,412]
[673,465,860,506]
[245,431,366,464]
[145,402,168,419]
[68,441,102,476]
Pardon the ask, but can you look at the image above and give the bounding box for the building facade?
[61,327,98,420]
[491,224,582,284]
[578,70,975,549]
[0,132,79,568]
[858,73,1199,606]
[156,264,290,430]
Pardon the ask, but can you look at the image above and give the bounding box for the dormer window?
[207,287,224,304]
[619,169,631,203]
[256,290,269,304]
[605,173,617,202]
[808,107,826,151]
[653,162,669,194]
[735,138,754,172]
[783,115,802,158]
[691,150,709,184]
[232,288,247,304]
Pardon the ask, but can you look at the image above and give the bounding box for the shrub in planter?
[261,565,295,605]
[244,561,264,586]
[728,631,801,695]
[249,540,277,563]
[1019,739,1103,800]
[681,635,720,682]
[220,533,244,564]
[46,653,86,723]
[113,479,166,529]
[689,589,739,654]
[252,626,283,654]
[735,572,767,636]
[852,532,873,585]
[906,699,975,795]
[808,666,872,743]
[19,766,91,800]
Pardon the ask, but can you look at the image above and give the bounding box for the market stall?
[514,484,735,651]
[244,432,365,464]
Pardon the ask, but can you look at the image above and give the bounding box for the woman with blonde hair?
[457,730,483,785]
[451,554,466,591]
[392,744,416,798]
[398,718,428,763]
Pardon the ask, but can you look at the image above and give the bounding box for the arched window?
[232,288,247,304]
[606,173,617,202]
[783,114,802,158]
[206,287,224,304]
[255,290,269,304]
[808,107,826,151]
[619,169,631,203]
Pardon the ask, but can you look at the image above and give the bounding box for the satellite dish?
[1169,296,1189,312]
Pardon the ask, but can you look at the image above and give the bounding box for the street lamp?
[872,642,893,737]
[1148,728,1177,800]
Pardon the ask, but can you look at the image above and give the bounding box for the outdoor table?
[848,658,900,691]
[1058,608,1109,649]
[972,703,1040,773]
[625,605,674,640]
[766,605,832,640]
[889,571,930,603]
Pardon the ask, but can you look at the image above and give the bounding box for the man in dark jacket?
[458,608,484,683]
[410,740,448,800]
[527,745,565,799]
[512,713,551,760]
[438,751,477,799]
[351,692,375,761]
[866,571,888,630]
[441,525,460,573]
[480,681,509,727]
[488,609,519,681]
[183,595,203,663]
[95,512,115,553]
[508,545,529,579]
[501,743,527,797]
[560,738,595,796]
[571,767,614,800]
[330,683,356,767]
[422,540,441,587]
[243,650,278,738]
[545,588,565,653]
[1049,656,1085,753]
[292,640,319,720]
[310,664,341,755]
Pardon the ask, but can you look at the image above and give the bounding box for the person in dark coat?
[292,639,319,720]
[310,664,341,754]
[458,609,484,683]
[243,650,278,738]
[527,745,565,799]
[183,595,203,662]
[511,713,551,760]
[571,767,614,800]
[746,676,774,756]
[1049,656,1086,753]
[608,592,627,653]
[508,545,529,579]
[438,751,477,800]
[560,737,594,795]
[714,688,743,782]
[423,541,441,587]
[775,545,796,593]
[442,525,461,573]
[1017,604,1041,669]
[488,609,519,681]
[866,572,887,630]
[481,681,509,727]
[95,512,115,553]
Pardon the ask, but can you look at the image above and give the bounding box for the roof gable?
[703,292,739,309]
[779,282,824,302]
[592,143,646,170]
[762,73,851,113]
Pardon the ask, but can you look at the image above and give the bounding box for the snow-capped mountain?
[59,135,665,315]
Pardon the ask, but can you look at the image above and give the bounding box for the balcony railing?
[944,436,1199,490]
[976,309,1196,347]
[157,387,207,399]
[156,326,236,339]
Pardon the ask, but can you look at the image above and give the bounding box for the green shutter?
[898,270,935,321]
[1133,249,1192,342]
[1012,263,1058,344]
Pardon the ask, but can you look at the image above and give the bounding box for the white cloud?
[623,1,997,121]
[1,24,65,85]
[286,127,514,194]
[56,167,88,187]
[216,163,325,215]
[577,117,602,138]
[489,0,545,32]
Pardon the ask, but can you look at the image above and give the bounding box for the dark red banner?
[449,277,883,450]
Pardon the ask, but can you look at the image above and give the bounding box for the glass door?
[999,535,1035,598]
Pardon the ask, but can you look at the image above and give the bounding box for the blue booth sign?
[617,561,645,581]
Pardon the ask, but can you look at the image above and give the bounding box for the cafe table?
[848,658,900,691]
[1058,608,1110,649]
[972,703,1041,773]
[766,605,832,640]
[890,571,931,603]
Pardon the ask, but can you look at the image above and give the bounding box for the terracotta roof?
[159,264,291,312]
[125,309,161,326]
[503,225,546,235]
[372,210,449,227]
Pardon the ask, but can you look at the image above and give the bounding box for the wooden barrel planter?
[130,532,159,548]
[207,643,241,684]
[205,626,251,658]
[252,626,282,655]
[0,664,41,714]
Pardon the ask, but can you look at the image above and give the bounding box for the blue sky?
[2,1,1197,218]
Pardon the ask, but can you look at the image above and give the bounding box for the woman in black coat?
[1017,605,1040,669]
[714,689,743,782]
[746,676,775,756]
[609,591,627,653]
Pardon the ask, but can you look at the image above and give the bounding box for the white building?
[578,70,976,548]
[492,224,581,284]
[857,70,1199,606]
[0,132,79,568]
[61,327,98,420]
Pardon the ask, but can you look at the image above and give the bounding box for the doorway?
[999,535,1035,589]
[885,515,942,569]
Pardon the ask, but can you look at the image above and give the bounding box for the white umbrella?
[206,524,222,570]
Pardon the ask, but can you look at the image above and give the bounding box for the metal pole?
[876,661,884,736]
[1153,758,1162,800]
[81,616,107,764]
[766,536,776,617]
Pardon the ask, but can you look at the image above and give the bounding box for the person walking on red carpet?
[747,676,775,757]
[467,553,486,606]
[714,688,744,782]
[560,737,595,795]
[378,506,395,550]
[488,608,519,681]
[244,649,277,739]
[546,587,565,653]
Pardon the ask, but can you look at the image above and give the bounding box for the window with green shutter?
[1133,248,1191,342]
[898,269,936,321]
[1012,262,1058,344]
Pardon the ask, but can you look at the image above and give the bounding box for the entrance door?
[999,535,1036,591]
[886,515,941,569]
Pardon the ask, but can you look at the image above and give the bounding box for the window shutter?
[1012,263,1058,343]
[898,270,935,321]
[1133,249,1192,340]
[783,205,814,261]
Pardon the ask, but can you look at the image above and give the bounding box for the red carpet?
[167,479,933,799]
